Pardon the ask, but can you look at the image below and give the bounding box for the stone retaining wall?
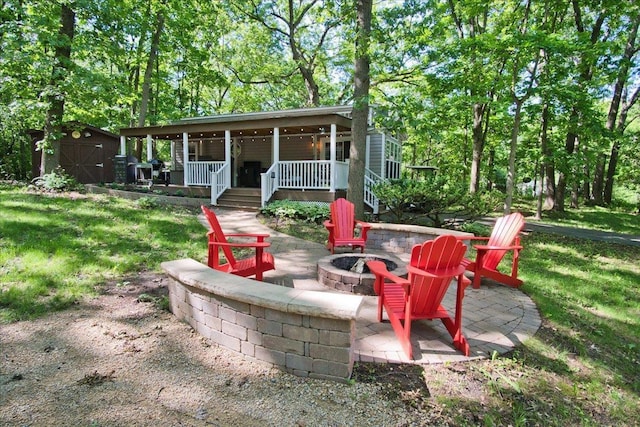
[86,184,206,207]
[367,223,473,254]
[162,259,363,383]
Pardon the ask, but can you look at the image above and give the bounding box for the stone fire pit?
[317,253,407,295]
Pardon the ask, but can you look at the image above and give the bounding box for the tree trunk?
[557,3,605,210]
[138,12,164,128]
[504,99,524,214]
[40,4,75,176]
[535,103,550,219]
[570,132,580,209]
[348,0,372,220]
[486,149,495,191]
[555,107,579,211]
[571,180,579,209]
[582,160,591,201]
[469,102,486,194]
[603,15,640,204]
[135,10,165,160]
[592,155,605,204]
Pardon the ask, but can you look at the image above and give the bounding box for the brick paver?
[206,207,542,364]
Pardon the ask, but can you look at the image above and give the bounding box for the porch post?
[330,123,336,193]
[380,132,386,179]
[120,136,126,155]
[225,130,231,187]
[146,134,153,162]
[182,132,189,186]
[365,135,370,169]
[273,127,279,189]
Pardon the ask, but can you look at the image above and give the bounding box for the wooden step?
[215,187,262,210]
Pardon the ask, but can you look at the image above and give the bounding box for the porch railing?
[186,161,224,186]
[210,163,230,205]
[278,160,333,189]
[364,168,382,214]
[261,164,278,207]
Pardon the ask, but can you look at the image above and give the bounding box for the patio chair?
[366,235,469,359]
[201,205,275,281]
[324,198,371,254]
[461,212,524,289]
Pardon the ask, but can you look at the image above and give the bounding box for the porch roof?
[120,105,353,140]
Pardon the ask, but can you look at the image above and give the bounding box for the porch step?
[215,188,262,210]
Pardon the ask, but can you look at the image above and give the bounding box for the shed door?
[60,141,104,184]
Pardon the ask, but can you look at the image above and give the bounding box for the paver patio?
[205,208,542,364]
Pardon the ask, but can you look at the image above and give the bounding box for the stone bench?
[162,259,363,382]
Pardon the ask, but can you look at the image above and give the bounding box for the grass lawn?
[0,184,205,322]
[262,205,640,425]
[2,183,639,425]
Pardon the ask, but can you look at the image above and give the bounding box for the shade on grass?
[0,186,204,322]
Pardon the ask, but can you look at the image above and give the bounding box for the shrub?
[30,167,82,192]
[136,196,160,209]
[260,199,329,224]
[372,176,503,227]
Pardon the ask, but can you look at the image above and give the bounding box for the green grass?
[512,198,640,235]
[0,184,205,322]
[266,201,640,425]
[2,185,639,425]
[504,232,640,424]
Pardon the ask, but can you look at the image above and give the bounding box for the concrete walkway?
[206,208,542,365]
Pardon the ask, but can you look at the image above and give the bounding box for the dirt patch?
[1,272,447,426]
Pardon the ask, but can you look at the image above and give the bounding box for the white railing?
[278,160,333,189]
[365,168,383,214]
[261,164,278,207]
[386,158,402,180]
[210,163,230,205]
[185,161,224,186]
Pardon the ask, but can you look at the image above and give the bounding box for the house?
[30,123,120,184]
[118,105,402,212]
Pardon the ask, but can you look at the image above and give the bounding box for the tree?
[348,0,371,220]
[601,11,640,205]
[229,0,344,107]
[40,3,76,176]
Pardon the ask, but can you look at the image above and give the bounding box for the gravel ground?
[1,272,441,427]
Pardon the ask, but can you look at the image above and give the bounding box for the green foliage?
[260,199,329,224]
[372,176,503,227]
[30,167,82,192]
[135,196,160,210]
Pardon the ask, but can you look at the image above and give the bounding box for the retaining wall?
[162,258,363,382]
[367,223,473,254]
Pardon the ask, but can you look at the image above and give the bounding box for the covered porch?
[119,106,401,212]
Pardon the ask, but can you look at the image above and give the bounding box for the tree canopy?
[1,0,638,210]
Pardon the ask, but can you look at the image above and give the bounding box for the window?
[323,139,351,161]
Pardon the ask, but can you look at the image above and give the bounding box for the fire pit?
[317,253,406,295]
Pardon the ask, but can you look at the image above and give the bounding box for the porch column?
[380,133,386,179]
[182,132,189,186]
[273,127,279,189]
[225,130,231,187]
[120,136,126,155]
[365,135,370,169]
[330,123,336,193]
[146,134,153,161]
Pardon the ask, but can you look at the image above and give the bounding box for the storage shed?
[30,123,120,183]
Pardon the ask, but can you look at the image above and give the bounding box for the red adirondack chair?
[201,205,275,281]
[366,235,469,359]
[462,212,524,289]
[324,198,371,254]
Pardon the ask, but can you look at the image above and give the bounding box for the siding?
[367,132,384,177]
